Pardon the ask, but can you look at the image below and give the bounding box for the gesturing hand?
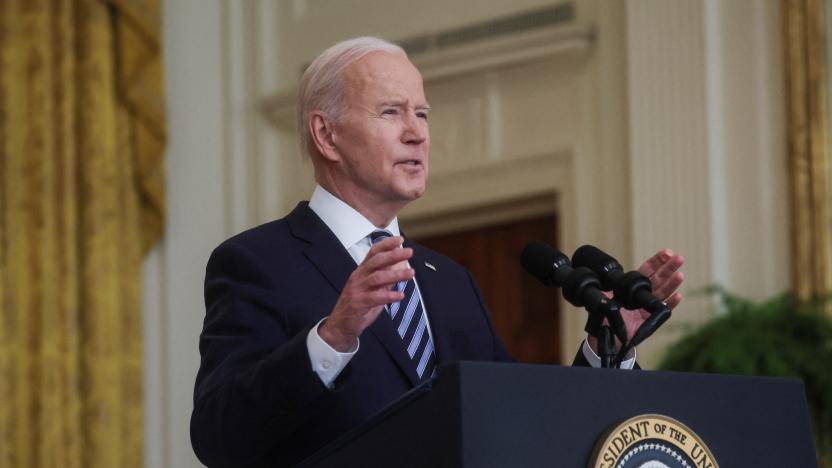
[319,236,415,352]
[588,249,685,354]
[620,249,685,342]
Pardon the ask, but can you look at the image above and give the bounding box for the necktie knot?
[370,229,393,245]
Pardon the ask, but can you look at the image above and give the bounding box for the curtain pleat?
[783,0,832,302]
[0,0,165,466]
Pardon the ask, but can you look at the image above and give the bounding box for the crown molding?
[260,24,595,132]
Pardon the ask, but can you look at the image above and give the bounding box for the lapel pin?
[424,261,437,271]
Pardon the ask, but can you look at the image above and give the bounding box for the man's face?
[331,52,430,209]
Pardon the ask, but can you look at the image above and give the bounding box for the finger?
[665,292,682,310]
[653,269,684,299]
[362,246,413,272]
[366,236,405,256]
[651,255,684,284]
[638,249,674,278]
[368,288,406,307]
[653,271,684,302]
[366,268,415,288]
[338,285,405,314]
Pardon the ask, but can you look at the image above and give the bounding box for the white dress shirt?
[305,185,633,388]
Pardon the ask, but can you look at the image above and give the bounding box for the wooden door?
[414,215,560,364]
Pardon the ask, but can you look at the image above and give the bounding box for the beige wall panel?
[626,0,714,367]
[625,0,788,367]
[424,60,580,175]
[498,61,581,161]
[423,75,488,174]
[713,0,788,297]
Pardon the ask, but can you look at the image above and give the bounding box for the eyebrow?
[380,101,432,111]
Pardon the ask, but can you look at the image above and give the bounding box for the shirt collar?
[308,185,400,250]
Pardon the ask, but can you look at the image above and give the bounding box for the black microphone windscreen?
[521,241,566,286]
[572,244,621,274]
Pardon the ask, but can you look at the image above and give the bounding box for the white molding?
[259,88,296,133]
[412,25,594,81]
[156,1,227,466]
[259,25,595,132]
[623,0,789,367]
[624,0,714,367]
[402,151,573,222]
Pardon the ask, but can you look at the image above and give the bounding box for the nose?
[402,110,428,145]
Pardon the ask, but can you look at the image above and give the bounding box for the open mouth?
[397,160,422,166]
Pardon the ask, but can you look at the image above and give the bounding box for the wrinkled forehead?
[343,51,427,106]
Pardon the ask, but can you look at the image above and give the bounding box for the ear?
[309,111,340,162]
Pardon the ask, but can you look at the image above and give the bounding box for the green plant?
[658,288,832,466]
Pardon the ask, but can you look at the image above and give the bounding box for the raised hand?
[587,249,685,354]
[319,236,414,352]
[620,249,685,341]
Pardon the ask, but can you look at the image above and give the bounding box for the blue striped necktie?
[369,230,436,381]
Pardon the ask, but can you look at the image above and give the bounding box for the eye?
[416,111,429,120]
[381,108,398,116]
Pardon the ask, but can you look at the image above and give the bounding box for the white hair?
[297,37,407,159]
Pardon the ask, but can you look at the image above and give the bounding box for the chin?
[393,180,426,201]
[407,183,426,200]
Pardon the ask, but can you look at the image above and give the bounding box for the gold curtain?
[0,0,165,466]
[783,0,832,302]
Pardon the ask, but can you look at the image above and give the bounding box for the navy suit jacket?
[191,203,586,467]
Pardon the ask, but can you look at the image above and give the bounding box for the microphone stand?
[599,326,615,368]
[584,311,619,369]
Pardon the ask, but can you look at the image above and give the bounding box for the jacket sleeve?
[190,241,346,467]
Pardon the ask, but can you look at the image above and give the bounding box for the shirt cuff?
[307,318,359,388]
[582,338,637,369]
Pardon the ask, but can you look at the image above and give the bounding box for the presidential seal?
[588,414,718,468]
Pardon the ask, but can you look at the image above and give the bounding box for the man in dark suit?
[190,37,684,468]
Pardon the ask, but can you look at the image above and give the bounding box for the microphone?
[521,242,627,344]
[572,245,669,316]
[571,245,673,360]
[520,241,571,288]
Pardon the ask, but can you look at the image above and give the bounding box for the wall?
[146,1,788,466]
[624,0,788,361]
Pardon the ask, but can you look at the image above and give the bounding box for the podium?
[300,361,818,467]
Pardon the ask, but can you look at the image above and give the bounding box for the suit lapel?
[287,202,356,295]
[407,241,455,365]
[286,203,421,386]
